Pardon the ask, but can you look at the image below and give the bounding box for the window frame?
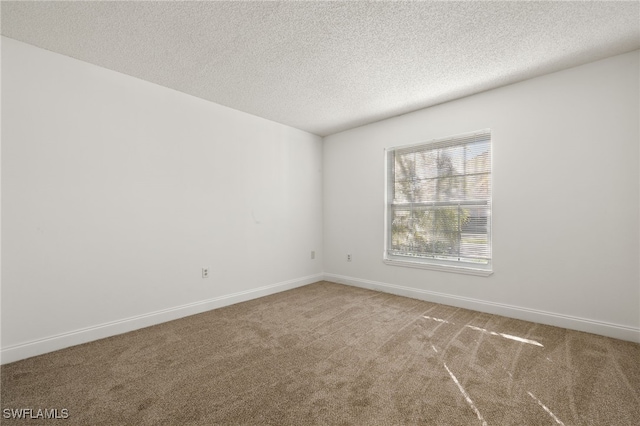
[383,129,493,276]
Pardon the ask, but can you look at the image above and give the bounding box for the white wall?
[324,50,640,342]
[1,37,323,362]
[2,37,638,366]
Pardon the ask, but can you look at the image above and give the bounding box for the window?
[384,130,492,275]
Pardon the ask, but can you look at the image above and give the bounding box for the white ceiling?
[2,1,639,136]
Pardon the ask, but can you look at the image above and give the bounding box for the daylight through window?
[384,130,492,274]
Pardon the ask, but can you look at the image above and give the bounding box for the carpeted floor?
[1,281,639,425]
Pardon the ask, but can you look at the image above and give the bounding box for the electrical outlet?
[311,251,315,259]
[202,267,209,278]
[347,254,352,262]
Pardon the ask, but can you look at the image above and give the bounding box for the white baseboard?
[1,273,323,365]
[324,273,640,343]
[4,272,637,364]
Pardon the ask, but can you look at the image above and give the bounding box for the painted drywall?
[1,37,323,362]
[323,50,640,341]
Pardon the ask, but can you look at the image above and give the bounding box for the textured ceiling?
[2,1,639,136]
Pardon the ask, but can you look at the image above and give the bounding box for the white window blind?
[384,130,492,274]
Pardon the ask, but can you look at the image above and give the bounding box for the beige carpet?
[1,281,639,425]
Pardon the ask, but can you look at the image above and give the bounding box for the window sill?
[382,258,493,277]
